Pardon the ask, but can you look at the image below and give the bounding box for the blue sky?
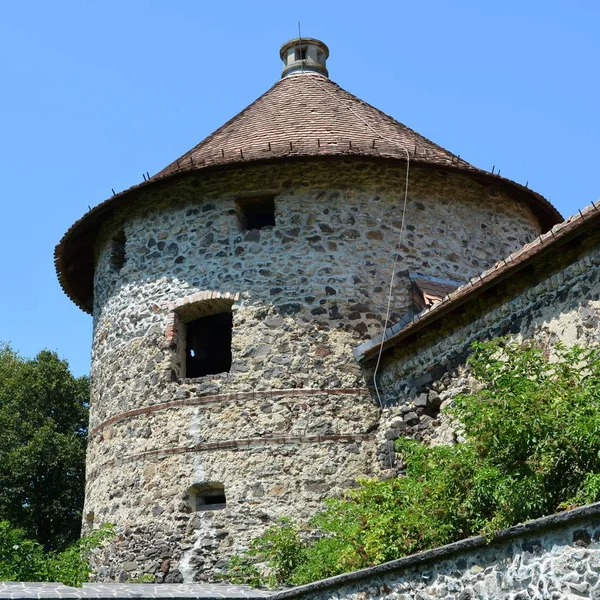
[0,1,598,376]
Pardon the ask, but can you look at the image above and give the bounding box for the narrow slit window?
[110,231,126,272]
[236,196,275,231]
[185,312,232,378]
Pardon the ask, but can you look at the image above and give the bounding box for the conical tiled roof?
[151,72,473,180]
[54,46,562,314]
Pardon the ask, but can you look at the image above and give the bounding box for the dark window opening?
[197,490,226,511]
[187,483,227,512]
[295,47,307,60]
[186,312,232,378]
[110,231,126,272]
[236,196,275,231]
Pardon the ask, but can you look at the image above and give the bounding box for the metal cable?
[301,73,411,407]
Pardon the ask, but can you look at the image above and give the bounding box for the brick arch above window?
[165,291,241,379]
[164,291,240,346]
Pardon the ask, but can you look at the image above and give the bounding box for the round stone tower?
[55,37,560,583]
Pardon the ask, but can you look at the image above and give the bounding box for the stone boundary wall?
[5,504,600,599]
[0,582,271,599]
[273,502,600,600]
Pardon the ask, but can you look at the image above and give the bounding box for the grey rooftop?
[0,583,272,600]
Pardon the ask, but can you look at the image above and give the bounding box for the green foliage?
[221,519,305,587]
[250,520,306,586]
[0,521,113,586]
[0,521,46,581]
[46,524,114,586]
[0,344,89,551]
[226,339,600,587]
[220,552,264,587]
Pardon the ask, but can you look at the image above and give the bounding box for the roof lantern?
[280,37,329,78]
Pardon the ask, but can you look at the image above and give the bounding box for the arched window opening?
[186,482,227,512]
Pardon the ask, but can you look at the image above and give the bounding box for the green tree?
[0,344,89,551]
[226,339,600,587]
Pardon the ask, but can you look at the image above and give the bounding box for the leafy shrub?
[0,521,47,581]
[223,519,304,587]
[224,339,600,587]
[0,521,113,586]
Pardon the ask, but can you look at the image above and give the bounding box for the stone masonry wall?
[86,158,544,582]
[274,503,600,600]
[373,224,600,471]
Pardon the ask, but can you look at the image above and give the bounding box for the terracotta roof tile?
[151,73,472,180]
[411,274,463,311]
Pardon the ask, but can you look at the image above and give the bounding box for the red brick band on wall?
[87,433,375,481]
[89,387,372,439]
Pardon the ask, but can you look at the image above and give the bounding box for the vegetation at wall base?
[223,339,600,587]
[0,522,113,586]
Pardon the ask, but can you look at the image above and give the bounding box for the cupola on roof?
[280,37,329,78]
[55,36,562,314]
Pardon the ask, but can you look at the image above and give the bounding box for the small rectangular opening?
[236,196,276,231]
[187,483,227,512]
[185,312,232,378]
[196,491,227,511]
[295,47,307,61]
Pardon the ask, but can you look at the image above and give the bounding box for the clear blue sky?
[0,1,598,377]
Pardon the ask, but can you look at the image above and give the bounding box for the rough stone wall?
[374,226,600,471]
[86,159,543,582]
[274,505,600,600]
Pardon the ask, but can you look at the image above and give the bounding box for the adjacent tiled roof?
[411,274,463,312]
[355,201,600,363]
[55,72,562,314]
